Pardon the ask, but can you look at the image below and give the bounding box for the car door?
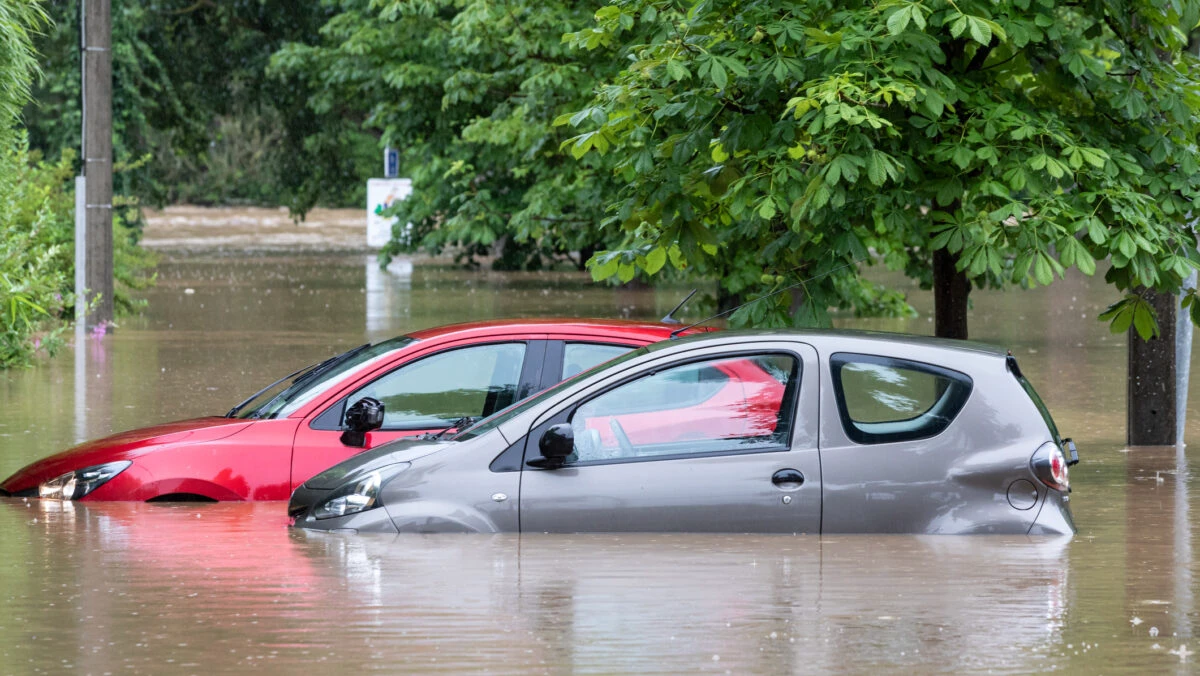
[289,340,544,492]
[519,342,821,533]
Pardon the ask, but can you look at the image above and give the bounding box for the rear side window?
[562,343,632,379]
[831,353,973,444]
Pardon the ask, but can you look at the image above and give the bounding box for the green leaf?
[950,14,968,38]
[617,262,636,283]
[644,246,667,275]
[1098,297,1134,333]
[711,59,727,89]
[758,197,778,220]
[667,59,687,81]
[1074,246,1096,276]
[590,254,620,281]
[887,7,912,35]
[952,146,973,169]
[968,16,992,45]
[1132,301,1159,340]
[867,152,885,186]
[1033,252,1053,285]
[1045,157,1065,179]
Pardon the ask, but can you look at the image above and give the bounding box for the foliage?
[0,0,46,146]
[563,0,1200,331]
[272,0,631,270]
[24,0,374,211]
[0,140,156,367]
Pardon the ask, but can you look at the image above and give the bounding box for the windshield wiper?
[225,343,371,419]
[420,417,478,441]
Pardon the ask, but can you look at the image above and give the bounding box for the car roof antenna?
[668,258,862,340]
[660,289,698,325]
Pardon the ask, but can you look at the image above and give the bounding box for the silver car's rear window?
[830,353,973,444]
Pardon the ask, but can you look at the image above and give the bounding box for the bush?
[0,136,156,367]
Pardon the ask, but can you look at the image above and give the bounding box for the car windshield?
[232,337,417,420]
[453,345,651,442]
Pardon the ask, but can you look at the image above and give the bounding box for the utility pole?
[81,0,113,328]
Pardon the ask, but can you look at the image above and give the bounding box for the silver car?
[288,330,1077,535]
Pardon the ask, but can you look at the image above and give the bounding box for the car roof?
[645,327,1011,358]
[404,318,699,343]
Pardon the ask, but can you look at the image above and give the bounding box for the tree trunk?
[1128,288,1177,445]
[933,248,970,340]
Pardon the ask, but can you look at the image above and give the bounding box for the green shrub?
[0,137,156,367]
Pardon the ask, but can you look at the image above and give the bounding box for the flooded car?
[290,330,1078,535]
[0,320,691,502]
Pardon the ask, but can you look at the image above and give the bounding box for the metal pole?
[1178,270,1195,445]
[74,176,87,322]
[82,0,113,328]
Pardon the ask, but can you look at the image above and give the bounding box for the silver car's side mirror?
[341,397,384,448]
[529,423,573,469]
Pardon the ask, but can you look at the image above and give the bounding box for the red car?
[1,319,692,502]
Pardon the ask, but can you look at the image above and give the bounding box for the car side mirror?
[341,397,384,448]
[528,423,574,469]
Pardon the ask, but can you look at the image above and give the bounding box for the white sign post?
[367,178,413,249]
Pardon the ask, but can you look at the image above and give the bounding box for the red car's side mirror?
[341,397,384,448]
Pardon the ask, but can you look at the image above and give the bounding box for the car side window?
[349,343,527,430]
[562,343,632,379]
[567,353,800,465]
[830,353,973,444]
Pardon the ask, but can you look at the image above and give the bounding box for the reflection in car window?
[831,353,972,444]
[350,343,526,430]
[569,353,799,464]
[562,343,632,379]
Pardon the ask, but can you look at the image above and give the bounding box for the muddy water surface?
[0,207,1197,673]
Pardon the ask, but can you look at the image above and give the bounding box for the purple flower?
[91,322,108,338]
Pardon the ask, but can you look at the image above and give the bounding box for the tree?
[23,0,373,211]
[564,0,1200,338]
[271,0,629,269]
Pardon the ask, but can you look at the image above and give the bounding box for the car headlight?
[312,463,409,520]
[38,461,132,500]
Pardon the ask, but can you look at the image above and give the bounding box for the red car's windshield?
[233,337,417,420]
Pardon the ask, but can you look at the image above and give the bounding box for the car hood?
[304,438,454,490]
[0,417,253,492]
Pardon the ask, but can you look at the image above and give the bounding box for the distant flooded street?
[0,207,1197,673]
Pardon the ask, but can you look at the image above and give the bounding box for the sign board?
[367,178,413,249]
[384,147,400,178]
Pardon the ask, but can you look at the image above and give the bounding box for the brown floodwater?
[0,207,1197,673]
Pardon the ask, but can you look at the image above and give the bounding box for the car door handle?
[772,469,804,490]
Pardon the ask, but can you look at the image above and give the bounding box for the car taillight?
[1031,442,1070,492]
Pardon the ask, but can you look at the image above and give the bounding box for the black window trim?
[309,340,545,432]
[829,352,974,445]
[510,349,804,471]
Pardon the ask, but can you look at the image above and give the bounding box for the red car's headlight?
[38,461,132,500]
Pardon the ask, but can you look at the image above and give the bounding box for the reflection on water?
[0,208,1197,672]
[1,500,1077,674]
